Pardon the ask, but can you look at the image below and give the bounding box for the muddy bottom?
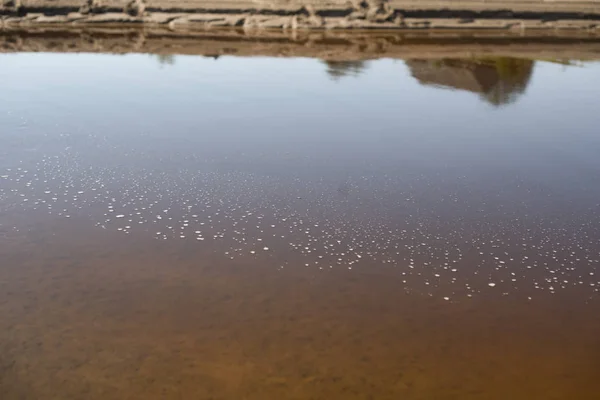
[1,219,599,400]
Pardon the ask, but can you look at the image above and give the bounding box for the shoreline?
[1,0,600,32]
[2,27,600,61]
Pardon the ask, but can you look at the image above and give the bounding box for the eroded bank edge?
[1,0,600,31]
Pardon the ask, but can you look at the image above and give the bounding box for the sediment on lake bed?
[1,0,600,31]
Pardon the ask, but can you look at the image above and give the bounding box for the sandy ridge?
[1,0,600,31]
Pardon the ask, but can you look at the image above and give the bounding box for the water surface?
[1,51,600,399]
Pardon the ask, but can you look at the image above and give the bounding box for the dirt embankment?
[2,27,600,61]
[1,0,600,31]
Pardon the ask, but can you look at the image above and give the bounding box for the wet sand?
[2,28,600,61]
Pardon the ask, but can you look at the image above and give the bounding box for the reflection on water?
[153,53,537,106]
[1,47,600,399]
[323,60,370,81]
[153,53,176,67]
[408,57,535,106]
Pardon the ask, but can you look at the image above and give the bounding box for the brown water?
[1,52,600,399]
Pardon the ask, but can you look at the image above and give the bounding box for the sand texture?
[1,0,600,31]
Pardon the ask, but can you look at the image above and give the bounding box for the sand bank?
[2,27,600,61]
[1,0,600,31]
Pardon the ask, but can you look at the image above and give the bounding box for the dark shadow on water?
[153,54,176,67]
[323,60,370,81]
[406,57,535,107]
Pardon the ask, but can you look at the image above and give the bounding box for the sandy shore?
[2,27,600,61]
[1,0,600,31]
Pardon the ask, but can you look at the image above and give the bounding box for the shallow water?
[1,51,600,399]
